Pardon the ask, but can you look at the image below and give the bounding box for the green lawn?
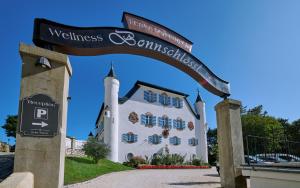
[64,157,133,185]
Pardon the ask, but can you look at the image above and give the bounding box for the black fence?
[244,135,300,165]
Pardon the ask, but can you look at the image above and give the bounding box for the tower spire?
[106,61,116,78]
[196,89,203,102]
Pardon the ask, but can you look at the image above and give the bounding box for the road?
[65,167,222,188]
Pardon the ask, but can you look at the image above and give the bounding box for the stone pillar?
[14,43,72,188]
[70,137,75,155]
[215,99,247,188]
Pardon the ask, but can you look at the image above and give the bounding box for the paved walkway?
[65,167,222,188]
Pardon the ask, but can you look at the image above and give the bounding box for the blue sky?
[0,1,299,143]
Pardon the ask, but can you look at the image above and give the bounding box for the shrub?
[191,158,202,166]
[189,157,210,166]
[82,137,110,163]
[123,156,147,168]
[150,153,185,165]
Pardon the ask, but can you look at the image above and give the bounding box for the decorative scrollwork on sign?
[128,112,139,124]
[188,121,194,130]
[109,30,136,46]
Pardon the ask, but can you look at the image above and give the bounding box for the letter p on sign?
[34,107,48,120]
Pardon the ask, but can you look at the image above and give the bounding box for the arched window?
[159,93,171,106]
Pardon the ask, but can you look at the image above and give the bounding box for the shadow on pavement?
[67,157,94,164]
[168,181,220,186]
[203,173,220,177]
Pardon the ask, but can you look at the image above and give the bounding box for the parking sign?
[19,94,59,137]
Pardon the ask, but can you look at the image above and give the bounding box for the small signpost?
[19,94,59,137]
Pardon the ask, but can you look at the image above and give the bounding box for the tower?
[194,90,208,163]
[103,63,119,162]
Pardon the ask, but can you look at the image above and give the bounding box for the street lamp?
[104,105,111,118]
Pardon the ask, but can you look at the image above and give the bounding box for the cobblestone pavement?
[0,153,14,182]
[65,167,223,188]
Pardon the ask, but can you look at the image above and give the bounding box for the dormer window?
[141,112,156,127]
[173,118,186,130]
[144,90,157,103]
[159,93,171,106]
[172,97,183,108]
[158,115,172,129]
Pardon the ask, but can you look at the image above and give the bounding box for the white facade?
[96,67,208,163]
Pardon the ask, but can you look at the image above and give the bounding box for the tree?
[246,105,267,116]
[207,128,218,165]
[83,137,110,163]
[1,115,18,138]
[242,105,284,155]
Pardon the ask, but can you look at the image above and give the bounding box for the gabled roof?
[95,80,200,126]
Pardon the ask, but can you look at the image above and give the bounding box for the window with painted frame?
[172,97,183,108]
[148,134,162,145]
[188,138,198,146]
[122,132,138,143]
[173,118,186,130]
[170,136,181,145]
[144,90,157,103]
[159,93,171,106]
[158,115,172,129]
[141,112,156,127]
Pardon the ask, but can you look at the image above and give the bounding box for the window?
[172,97,183,108]
[158,115,172,129]
[173,118,186,130]
[188,138,198,146]
[127,153,134,161]
[159,93,171,106]
[144,90,157,103]
[98,121,104,134]
[141,113,156,127]
[170,136,181,145]
[148,134,162,145]
[122,132,138,143]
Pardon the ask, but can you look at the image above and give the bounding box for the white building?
[95,65,208,163]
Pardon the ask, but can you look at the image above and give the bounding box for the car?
[245,155,265,164]
[254,153,300,163]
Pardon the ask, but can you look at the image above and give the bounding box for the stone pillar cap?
[19,42,72,76]
[215,98,241,110]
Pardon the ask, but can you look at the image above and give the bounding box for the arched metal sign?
[33,16,230,97]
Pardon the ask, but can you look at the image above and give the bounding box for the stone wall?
[65,137,86,157]
[0,142,10,152]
